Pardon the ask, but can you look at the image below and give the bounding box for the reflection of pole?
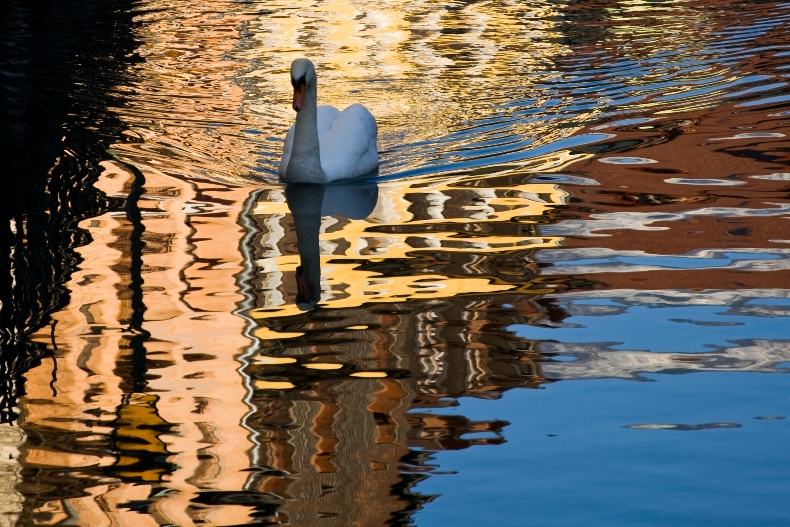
[122,162,150,393]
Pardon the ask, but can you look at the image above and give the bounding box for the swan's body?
[279,59,378,183]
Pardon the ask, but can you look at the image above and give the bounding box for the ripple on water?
[624,423,742,431]
[752,172,790,180]
[664,178,746,185]
[598,156,658,164]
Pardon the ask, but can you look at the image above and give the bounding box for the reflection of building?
[550,0,790,289]
[244,295,552,526]
[541,101,790,292]
[239,170,578,525]
[520,76,790,382]
[20,161,256,526]
[0,0,136,426]
[9,158,576,526]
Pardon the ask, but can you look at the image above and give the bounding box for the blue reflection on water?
[550,252,779,270]
[511,304,789,353]
[414,373,790,526]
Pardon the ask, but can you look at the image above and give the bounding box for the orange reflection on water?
[23,161,256,526]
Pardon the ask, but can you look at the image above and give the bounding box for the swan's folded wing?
[319,103,378,181]
[317,105,341,132]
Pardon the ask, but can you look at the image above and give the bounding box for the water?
[1,0,790,525]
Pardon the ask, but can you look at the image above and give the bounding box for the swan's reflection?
[285,180,378,310]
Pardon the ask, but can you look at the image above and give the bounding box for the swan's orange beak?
[292,81,306,112]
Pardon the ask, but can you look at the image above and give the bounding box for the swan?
[285,181,379,310]
[279,58,378,183]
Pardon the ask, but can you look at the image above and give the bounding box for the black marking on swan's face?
[289,58,315,86]
[291,73,306,89]
[291,73,307,112]
[289,58,315,112]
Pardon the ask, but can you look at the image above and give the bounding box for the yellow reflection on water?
[239,0,568,134]
[247,166,571,320]
[253,327,305,340]
[253,356,298,365]
[304,363,344,370]
[254,380,297,390]
[349,372,389,378]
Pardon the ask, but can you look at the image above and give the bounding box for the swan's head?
[290,58,316,112]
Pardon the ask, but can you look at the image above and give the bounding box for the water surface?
[1,0,790,525]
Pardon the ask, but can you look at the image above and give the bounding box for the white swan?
[279,58,378,183]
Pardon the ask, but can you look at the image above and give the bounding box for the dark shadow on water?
[0,0,139,422]
[0,0,170,520]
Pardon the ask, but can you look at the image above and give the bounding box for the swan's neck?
[286,82,325,183]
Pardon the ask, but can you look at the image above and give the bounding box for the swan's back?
[280,104,378,182]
